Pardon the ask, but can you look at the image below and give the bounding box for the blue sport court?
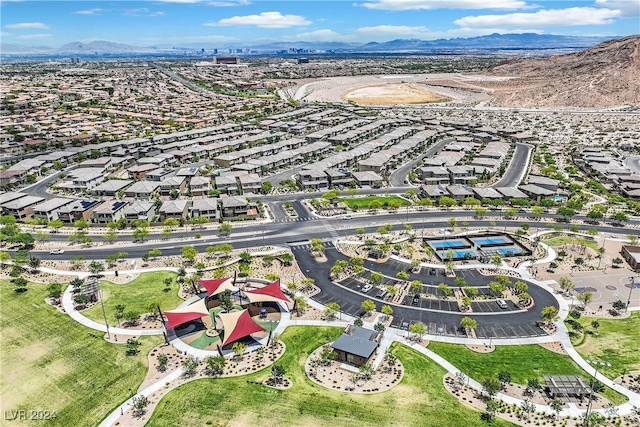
[471,236,512,247]
[429,240,470,250]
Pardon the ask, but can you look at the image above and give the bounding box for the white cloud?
[15,33,52,40]
[454,7,621,28]
[362,0,529,11]
[206,0,251,6]
[595,0,640,17]
[74,8,103,15]
[124,8,149,16]
[4,22,49,30]
[355,25,431,36]
[206,11,311,28]
[294,29,348,41]
[150,11,166,17]
[0,31,11,36]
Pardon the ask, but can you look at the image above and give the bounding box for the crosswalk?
[274,217,313,223]
[321,220,339,238]
[290,241,335,250]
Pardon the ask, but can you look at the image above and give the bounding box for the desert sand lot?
[288,74,498,105]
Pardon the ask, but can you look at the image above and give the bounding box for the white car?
[361,284,373,293]
[49,248,65,255]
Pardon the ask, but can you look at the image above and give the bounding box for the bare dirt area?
[341,83,450,105]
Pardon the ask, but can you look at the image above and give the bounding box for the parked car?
[361,284,373,293]
[412,295,420,306]
[429,268,437,276]
[343,214,353,220]
[49,248,65,255]
[496,299,508,309]
[375,288,388,298]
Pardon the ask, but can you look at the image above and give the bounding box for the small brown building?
[621,245,640,271]
[331,326,380,367]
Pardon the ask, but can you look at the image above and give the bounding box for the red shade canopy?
[244,280,291,304]
[164,298,210,330]
[198,277,235,296]
[218,309,265,347]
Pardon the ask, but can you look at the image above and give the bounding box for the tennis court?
[428,239,471,250]
[471,236,512,247]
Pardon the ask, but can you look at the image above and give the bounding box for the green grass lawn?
[147,327,516,427]
[342,195,411,210]
[427,342,626,404]
[0,280,162,426]
[541,236,599,251]
[567,312,640,380]
[82,271,182,324]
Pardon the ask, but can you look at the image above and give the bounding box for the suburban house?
[0,195,45,220]
[159,200,190,221]
[91,200,128,224]
[220,196,258,220]
[237,173,262,194]
[330,325,381,367]
[189,176,211,196]
[351,171,384,188]
[159,176,187,196]
[90,179,133,197]
[32,197,76,222]
[190,198,218,221]
[215,175,240,195]
[124,181,160,199]
[297,168,329,190]
[123,201,156,222]
[56,199,101,223]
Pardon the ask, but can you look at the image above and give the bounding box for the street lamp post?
[583,359,611,427]
[97,282,110,339]
[626,276,638,313]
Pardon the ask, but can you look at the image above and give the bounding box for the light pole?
[626,276,638,313]
[583,359,611,427]
[97,281,110,339]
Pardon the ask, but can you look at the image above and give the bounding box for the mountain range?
[0,33,618,56]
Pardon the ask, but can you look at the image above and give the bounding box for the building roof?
[126,181,160,193]
[32,197,75,213]
[91,179,133,193]
[1,195,44,209]
[331,326,379,359]
[164,298,210,330]
[244,280,291,304]
[495,187,529,199]
[198,277,235,296]
[218,309,265,347]
[352,170,383,182]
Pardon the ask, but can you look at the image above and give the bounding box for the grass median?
[0,279,162,426]
[82,271,182,325]
[147,326,516,427]
[341,195,411,210]
[427,342,627,404]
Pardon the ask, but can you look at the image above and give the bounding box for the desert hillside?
[486,34,640,108]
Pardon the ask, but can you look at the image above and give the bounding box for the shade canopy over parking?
[243,280,291,304]
[198,277,235,296]
[217,309,265,346]
[164,298,210,330]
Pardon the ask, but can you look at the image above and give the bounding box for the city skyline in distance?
[1,0,639,48]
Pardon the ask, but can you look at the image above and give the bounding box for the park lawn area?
[541,236,599,251]
[568,312,640,380]
[82,271,181,324]
[147,327,515,427]
[341,195,410,210]
[0,280,162,426]
[428,342,627,405]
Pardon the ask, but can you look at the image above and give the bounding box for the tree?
[464,286,478,299]
[219,289,234,312]
[410,280,423,295]
[438,283,453,298]
[218,222,232,235]
[576,291,593,309]
[482,378,501,399]
[489,280,506,297]
[381,304,393,319]
[74,219,90,230]
[438,196,457,207]
[590,320,600,334]
[271,364,286,385]
[204,356,226,376]
[490,255,502,269]
[182,357,199,377]
[133,227,149,242]
[541,306,558,323]
[103,230,118,244]
[46,282,63,300]
[610,211,628,225]
[261,181,273,194]
[88,260,105,277]
[148,249,162,259]
[498,371,511,389]
[361,299,376,317]
[124,311,140,326]
[231,341,247,360]
[12,276,28,292]
[474,207,488,219]
[157,353,169,372]
[514,280,528,294]
[359,364,374,381]
[324,302,340,320]
[447,217,457,231]
[396,270,409,281]
[27,255,41,272]
[460,317,477,334]
[550,398,564,420]
[181,246,198,263]
[408,321,426,340]
[558,276,575,295]
[190,216,209,229]
[320,346,336,365]
[131,395,150,418]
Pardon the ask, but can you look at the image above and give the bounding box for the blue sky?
[1,0,638,47]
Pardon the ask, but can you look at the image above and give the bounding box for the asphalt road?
[294,242,555,339]
[31,211,637,260]
[491,143,532,188]
[388,137,451,187]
